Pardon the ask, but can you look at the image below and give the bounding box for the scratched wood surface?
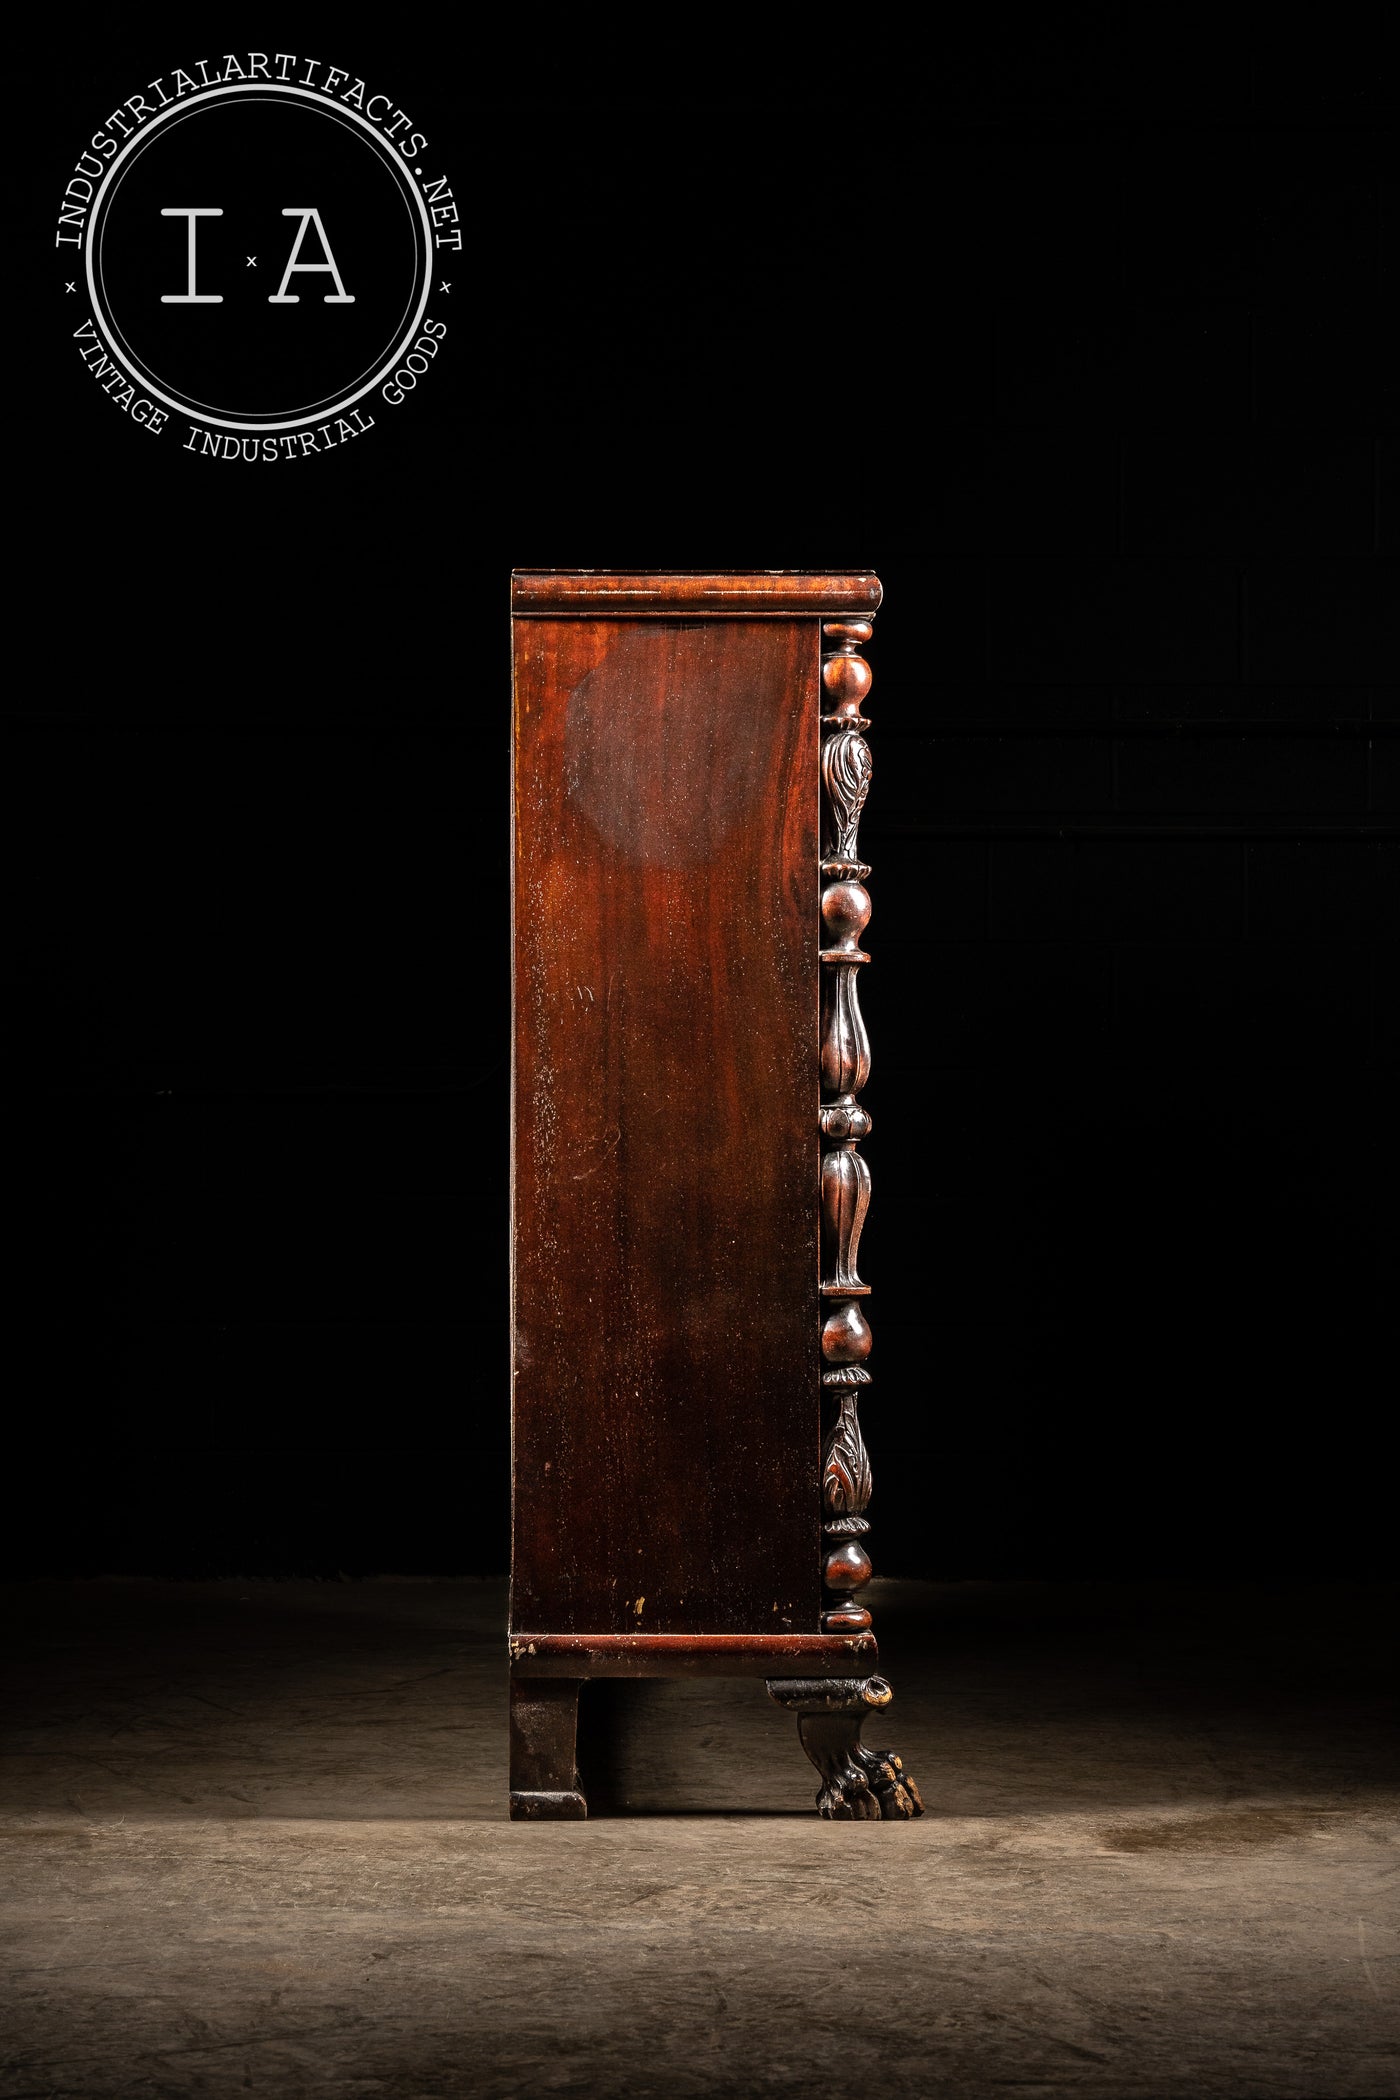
[511,615,820,1635]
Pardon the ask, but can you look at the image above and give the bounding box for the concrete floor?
[0,1578,1395,2098]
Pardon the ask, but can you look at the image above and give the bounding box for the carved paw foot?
[769,1676,923,1825]
[815,1756,883,1821]
[856,1745,924,1819]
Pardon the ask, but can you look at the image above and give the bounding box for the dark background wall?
[12,19,1394,1578]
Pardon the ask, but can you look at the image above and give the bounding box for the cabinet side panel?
[511,617,820,1634]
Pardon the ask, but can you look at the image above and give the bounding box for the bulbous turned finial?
[821,620,874,726]
[822,1536,874,1631]
[821,880,872,957]
[822,1298,873,1364]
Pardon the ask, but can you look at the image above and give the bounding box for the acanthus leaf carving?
[823,1390,873,1516]
[822,730,873,868]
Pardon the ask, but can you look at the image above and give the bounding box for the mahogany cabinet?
[509,571,920,1820]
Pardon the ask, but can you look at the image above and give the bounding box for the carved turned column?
[819,619,878,1636]
[765,613,924,1822]
[509,571,920,1821]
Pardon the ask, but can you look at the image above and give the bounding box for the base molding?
[506,1637,918,1820]
[508,1631,878,1679]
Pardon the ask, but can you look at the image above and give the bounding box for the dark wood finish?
[767,1678,924,1821]
[818,620,879,1634]
[508,1678,586,1821]
[510,571,917,1818]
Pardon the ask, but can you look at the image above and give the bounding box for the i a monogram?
[160,207,355,303]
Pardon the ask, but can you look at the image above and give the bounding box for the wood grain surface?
[511,615,820,1635]
[511,572,882,617]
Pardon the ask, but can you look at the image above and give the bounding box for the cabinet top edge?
[511,570,882,616]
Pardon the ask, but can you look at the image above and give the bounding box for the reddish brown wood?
[509,571,918,1819]
[509,1632,878,1678]
[512,571,882,617]
[512,610,819,1636]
